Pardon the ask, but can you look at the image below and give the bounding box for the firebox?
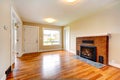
[80,45,96,62]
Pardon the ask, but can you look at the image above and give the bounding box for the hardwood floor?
[7,51,120,80]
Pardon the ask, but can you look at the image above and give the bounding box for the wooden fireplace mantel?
[76,35,109,65]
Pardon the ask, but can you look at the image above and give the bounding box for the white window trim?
[43,28,62,46]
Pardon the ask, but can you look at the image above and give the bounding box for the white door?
[24,26,39,53]
[64,27,70,51]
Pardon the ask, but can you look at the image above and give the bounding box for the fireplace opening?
[80,45,96,62]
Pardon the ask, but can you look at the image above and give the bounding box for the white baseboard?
[69,50,76,54]
[0,74,6,80]
[17,52,23,57]
[109,62,120,68]
[39,48,63,52]
[22,48,63,55]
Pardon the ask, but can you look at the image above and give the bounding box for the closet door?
[24,26,39,53]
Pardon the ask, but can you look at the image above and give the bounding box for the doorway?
[64,26,70,51]
[11,19,18,66]
[24,26,39,53]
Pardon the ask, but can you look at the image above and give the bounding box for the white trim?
[22,48,63,55]
[0,74,6,80]
[39,48,62,52]
[43,27,61,31]
[42,28,61,46]
[64,26,70,51]
[17,52,23,57]
[37,27,40,53]
[69,50,76,54]
[76,33,111,38]
[11,7,22,24]
[109,61,120,68]
[24,26,39,53]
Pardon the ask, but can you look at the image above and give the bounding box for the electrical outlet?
[0,25,8,30]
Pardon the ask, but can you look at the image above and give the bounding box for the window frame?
[43,28,61,46]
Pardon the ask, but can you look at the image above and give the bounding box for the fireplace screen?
[80,45,96,61]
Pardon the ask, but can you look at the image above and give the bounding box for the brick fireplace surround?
[76,35,109,65]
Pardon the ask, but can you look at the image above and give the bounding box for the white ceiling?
[13,0,116,26]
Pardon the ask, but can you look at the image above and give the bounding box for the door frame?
[24,25,39,53]
[64,26,70,51]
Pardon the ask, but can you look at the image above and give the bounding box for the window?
[43,28,60,45]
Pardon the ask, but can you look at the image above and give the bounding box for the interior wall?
[11,7,23,62]
[23,22,63,52]
[0,0,11,79]
[68,2,120,68]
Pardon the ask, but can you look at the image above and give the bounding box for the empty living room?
[0,0,120,80]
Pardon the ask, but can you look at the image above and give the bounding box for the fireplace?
[80,45,96,62]
[76,36,109,64]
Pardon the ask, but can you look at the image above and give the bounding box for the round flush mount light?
[62,0,80,5]
[66,0,78,3]
[44,18,56,23]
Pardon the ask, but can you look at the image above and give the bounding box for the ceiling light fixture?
[44,18,56,23]
[66,0,77,3]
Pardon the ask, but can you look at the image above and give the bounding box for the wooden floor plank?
[7,51,120,80]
